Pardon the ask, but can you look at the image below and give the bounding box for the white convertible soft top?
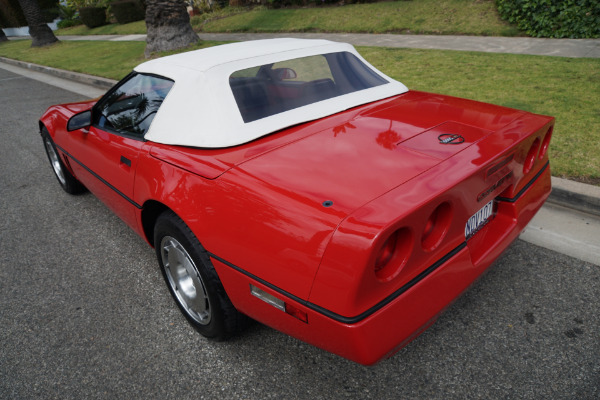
[135,38,408,148]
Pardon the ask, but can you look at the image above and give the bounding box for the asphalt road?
[1,67,598,399]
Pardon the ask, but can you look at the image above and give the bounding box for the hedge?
[496,0,600,38]
[79,6,107,28]
[111,0,145,24]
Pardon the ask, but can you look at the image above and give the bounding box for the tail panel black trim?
[497,161,549,204]
[209,241,467,325]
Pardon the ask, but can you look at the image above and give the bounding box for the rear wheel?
[154,210,248,340]
[41,128,86,194]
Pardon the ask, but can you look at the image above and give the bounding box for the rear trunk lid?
[235,91,524,214]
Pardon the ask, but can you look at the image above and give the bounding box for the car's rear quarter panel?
[309,112,554,319]
[133,150,344,300]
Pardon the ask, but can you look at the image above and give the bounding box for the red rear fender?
[309,114,554,318]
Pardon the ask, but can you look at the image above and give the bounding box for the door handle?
[120,156,131,167]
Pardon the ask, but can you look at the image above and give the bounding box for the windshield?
[229,52,388,123]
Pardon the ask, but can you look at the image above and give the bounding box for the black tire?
[154,210,248,340]
[41,127,86,195]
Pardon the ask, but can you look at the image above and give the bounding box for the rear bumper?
[212,164,551,365]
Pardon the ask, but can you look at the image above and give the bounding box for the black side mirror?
[67,110,92,132]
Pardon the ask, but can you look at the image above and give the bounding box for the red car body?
[39,41,553,365]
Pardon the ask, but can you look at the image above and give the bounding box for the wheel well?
[141,200,170,247]
[39,121,50,135]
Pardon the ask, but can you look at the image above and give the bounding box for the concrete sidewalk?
[50,32,600,58]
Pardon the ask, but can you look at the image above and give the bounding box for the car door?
[67,73,174,230]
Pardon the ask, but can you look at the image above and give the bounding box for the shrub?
[79,6,107,28]
[269,0,305,9]
[111,0,145,24]
[57,18,82,28]
[57,4,81,28]
[496,0,600,38]
[66,0,109,8]
[59,3,78,20]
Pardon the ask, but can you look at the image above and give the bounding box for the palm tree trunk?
[16,0,58,47]
[0,29,8,43]
[145,0,198,57]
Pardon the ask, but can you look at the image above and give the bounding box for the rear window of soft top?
[229,51,388,123]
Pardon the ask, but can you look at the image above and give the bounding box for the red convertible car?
[40,39,553,365]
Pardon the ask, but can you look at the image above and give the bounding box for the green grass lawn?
[55,0,519,37]
[55,20,147,36]
[201,0,520,36]
[358,47,600,184]
[0,40,597,183]
[0,40,146,79]
[0,40,227,80]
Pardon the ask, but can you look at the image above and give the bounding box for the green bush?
[269,0,305,9]
[267,0,372,8]
[111,0,145,24]
[57,18,82,28]
[79,6,107,28]
[496,0,600,38]
[66,0,109,8]
[57,4,81,28]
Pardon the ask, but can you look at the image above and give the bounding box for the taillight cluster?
[523,126,552,175]
[539,126,553,160]
[374,228,412,281]
[373,202,453,281]
[523,138,540,175]
[421,202,452,252]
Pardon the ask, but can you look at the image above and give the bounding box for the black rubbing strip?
[55,143,143,209]
[208,252,310,307]
[496,161,549,203]
[209,242,467,324]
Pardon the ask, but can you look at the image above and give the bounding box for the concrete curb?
[2,57,598,217]
[0,57,117,89]
[549,177,600,217]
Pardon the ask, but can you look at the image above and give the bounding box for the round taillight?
[374,228,412,281]
[539,127,552,159]
[523,138,540,175]
[375,234,397,272]
[422,202,452,252]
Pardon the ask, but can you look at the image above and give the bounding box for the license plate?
[465,200,494,240]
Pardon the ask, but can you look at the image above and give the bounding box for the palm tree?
[144,0,198,57]
[16,0,58,47]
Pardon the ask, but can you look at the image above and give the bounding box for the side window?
[94,73,174,138]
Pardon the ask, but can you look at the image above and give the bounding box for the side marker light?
[250,284,308,323]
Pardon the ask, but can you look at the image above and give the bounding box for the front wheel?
[154,210,248,340]
[41,128,86,194]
